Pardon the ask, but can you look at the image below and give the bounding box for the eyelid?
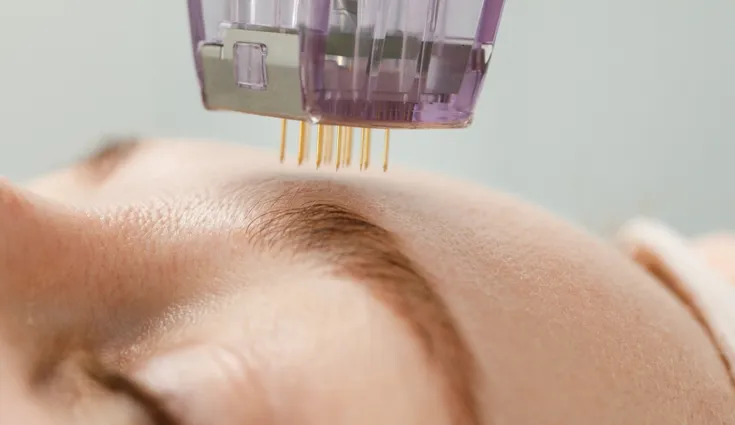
[82,358,181,425]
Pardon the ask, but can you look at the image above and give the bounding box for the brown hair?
[245,179,482,425]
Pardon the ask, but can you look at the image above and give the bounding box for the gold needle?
[297,121,307,165]
[336,126,344,170]
[329,125,339,162]
[316,124,324,169]
[346,127,353,166]
[280,119,287,163]
[325,126,334,164]
[383,129,390,172]
[368,129,373,169]
[360,128,372,170]
[360,128,365,170]
[337,126,347,166]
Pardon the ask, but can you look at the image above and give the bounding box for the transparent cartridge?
[188,0,506,169]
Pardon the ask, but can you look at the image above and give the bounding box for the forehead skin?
[11,139,735,424]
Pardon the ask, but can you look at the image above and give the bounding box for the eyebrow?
[80,137,142,181]
[246,179,482,425]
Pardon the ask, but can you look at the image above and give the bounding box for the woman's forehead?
[9,138,735,423]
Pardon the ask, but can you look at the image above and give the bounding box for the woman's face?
[1,138,733,425]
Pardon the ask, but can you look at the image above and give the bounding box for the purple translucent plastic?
[189,0,506,128]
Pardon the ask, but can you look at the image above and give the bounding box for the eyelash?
[106,374,180,425]
[84,360,181,425]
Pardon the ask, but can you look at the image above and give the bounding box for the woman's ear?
[617,218,735,384]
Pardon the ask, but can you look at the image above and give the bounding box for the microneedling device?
[188,0,506,170]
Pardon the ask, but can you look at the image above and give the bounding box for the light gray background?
[0,0,732,235]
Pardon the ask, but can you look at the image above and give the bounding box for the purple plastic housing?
[189,0,506,128]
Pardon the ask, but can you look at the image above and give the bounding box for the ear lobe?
[133,343,273,425]
[617,218,735,384]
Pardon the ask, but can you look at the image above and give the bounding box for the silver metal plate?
[199,28,308,120]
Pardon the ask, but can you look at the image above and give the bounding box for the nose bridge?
[0,190,104,352]
[0,182,145,349]
[1,185,252,362]
[0,181,71,302]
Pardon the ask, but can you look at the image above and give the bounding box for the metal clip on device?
[188,0,506,171]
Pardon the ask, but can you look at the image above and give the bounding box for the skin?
[1,138,734,425]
